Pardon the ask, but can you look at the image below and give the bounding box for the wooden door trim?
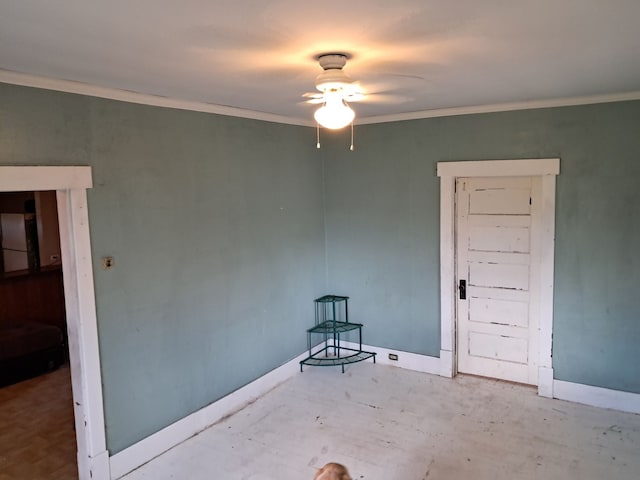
[437,159,559,397]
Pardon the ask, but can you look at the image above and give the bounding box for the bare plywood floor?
[0,365,77,480]
[122,362,640,480]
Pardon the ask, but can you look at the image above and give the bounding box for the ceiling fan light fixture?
[315,53,353,92]
[314,92,355,130]
[315,70,353,92]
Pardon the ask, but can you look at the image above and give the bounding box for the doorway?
[0,167,109,480]
[437,159,559,396]
[0,190,75,477]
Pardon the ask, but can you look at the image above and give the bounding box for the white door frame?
[437,159,559,397]
[0,167,110,480]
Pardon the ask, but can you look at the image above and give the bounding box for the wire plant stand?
[300,295,376,373]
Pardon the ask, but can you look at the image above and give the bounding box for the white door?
[456,176,541,385]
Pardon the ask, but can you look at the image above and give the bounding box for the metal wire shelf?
[300,295,376,373]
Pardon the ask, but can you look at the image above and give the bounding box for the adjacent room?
[0,2,639,480]
[0,191,78,478]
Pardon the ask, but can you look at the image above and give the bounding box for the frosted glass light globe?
[314,93,355,130]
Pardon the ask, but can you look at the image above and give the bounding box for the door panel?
[469,262,530,290]
[468,215,530,252]
[469,332,528,364]
[456,176,540,385]
[467,177,532,215]
[469,297,529,328]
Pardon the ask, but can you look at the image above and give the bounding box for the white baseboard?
[553,380,640,415]
[109,347,320,479]
[339,341,441,375]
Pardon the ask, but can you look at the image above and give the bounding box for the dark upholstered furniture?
[0,266,67,387]
[0,321,64,386]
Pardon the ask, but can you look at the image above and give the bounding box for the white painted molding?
[57,187,109,480]
[358,91,640,125]
[437,159,560,394]
[110,346,323,480]
[439,350,454,378]
[0,69,311,127]
[437,158,560,178]
[88,451,111,480]
[439,175,456,378]
[0,166,92,191]
[339,341,441,375]
[554,380,640,415]
[538,175,557,371]
[3,69,640,128]
[538,367,554,398]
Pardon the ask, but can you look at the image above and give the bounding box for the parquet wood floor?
[0,365,77,480]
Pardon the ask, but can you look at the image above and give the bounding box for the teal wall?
[0,83,327,453]
[323,101,640,394]
[1,81,639,455]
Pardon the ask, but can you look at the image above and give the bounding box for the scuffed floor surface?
[122,363,640,480]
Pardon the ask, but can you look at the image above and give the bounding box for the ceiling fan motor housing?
[315,53,353,92]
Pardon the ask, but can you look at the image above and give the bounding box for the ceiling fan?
[303,53,364,130]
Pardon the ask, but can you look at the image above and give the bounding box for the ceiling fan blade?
[361,93,412,104]
[302,91,325,104]
[343,91,366,102]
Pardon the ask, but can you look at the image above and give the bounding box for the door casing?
[437,159,559,397]
[0,167,109,480]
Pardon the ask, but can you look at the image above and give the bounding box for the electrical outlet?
[388,353,398,361]
[102,256,115,270]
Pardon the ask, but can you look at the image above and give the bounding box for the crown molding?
[2,69,640,128]
[0,69,312,127]
[356,91,640,125]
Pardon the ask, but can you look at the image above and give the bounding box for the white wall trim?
[437,158,560,178]
[3,69,640,128]
[339,341,441,375]
[437,159,560,394]
[554,380,640,415]
[0,166,92,191]
[358,91,640,125]
[538,174,557,379]
[439,175,456,378]
[439,349,454,378]
[538,367,554,398]
[0,166,108,480]
[0,69,311,127]
[109,346,323,480]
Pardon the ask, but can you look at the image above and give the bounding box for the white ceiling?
[1,0,640,125]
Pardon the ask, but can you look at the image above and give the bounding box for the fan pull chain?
[314,122,355,151]
[350,122,354,151]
